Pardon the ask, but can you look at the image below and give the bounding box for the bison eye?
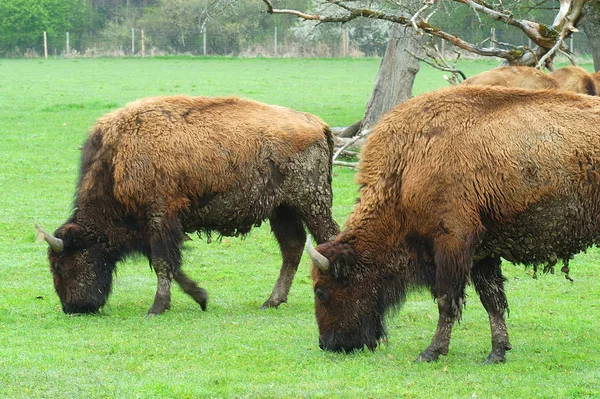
[315,287,330,303]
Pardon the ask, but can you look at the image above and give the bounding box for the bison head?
[306,237,386,353]
[37,223,113,314]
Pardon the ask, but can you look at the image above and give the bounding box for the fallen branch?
[333,131,367,162]
[337,119,362,138]
[333,160,358,168]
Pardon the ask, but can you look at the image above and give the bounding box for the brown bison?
[306,85,600,363]
[461,66,559,90]
[37,95,339,315]
[549,66,597,95]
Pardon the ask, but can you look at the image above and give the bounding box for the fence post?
[441,38,446,58]
[131,28,135,55]
[66,32,70,56]
[203,29,207,56]
[341,28,347,57]
[274,27,278,57]
[141,29,145,57]
[44,31,48,59]
[570,36,574,54]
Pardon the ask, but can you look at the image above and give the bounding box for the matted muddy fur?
[308,85,600,364]
[40,95,339,315]
[461,66,559,90]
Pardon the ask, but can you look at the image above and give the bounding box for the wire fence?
[10,27,388,58]
[8,27,594,60]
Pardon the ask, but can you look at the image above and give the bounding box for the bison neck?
[72,196,144,259]
[342,204,425,312]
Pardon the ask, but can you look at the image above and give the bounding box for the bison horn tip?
[35,223,64,253]
[305,235,330,273]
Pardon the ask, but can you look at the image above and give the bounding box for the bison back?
[461,66,559,90]
[353,85,600,267]
[78,96,330,214]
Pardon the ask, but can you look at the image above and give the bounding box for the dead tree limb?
[262,0,591,66]
[332,130,369,162]
[337,119,363,138]
[333,160,358,168]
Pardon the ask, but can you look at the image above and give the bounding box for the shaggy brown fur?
[42,95,339,315]
[461,66,559,90]
[549,66,597,95]
[592,71,600,94]
[309,85,600,363]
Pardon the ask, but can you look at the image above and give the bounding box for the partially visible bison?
[461,66,559,90]
[37,95,339,315]
[549,65,597,95]
[591,70,600,93]
[306,85,600,363]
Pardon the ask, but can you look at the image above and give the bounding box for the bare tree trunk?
[582,1,600,71]
[360,24,422,132]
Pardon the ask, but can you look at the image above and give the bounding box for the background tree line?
[0,0,593,58]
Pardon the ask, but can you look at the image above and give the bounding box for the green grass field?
[1,57,599,398]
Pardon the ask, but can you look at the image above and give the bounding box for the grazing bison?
[37,95,339,315]
[461,66,559,90]
[549,66,597,95]
[306,85,600,363]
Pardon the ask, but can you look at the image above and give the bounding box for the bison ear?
[55,223,87,249]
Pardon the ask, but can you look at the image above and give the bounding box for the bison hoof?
[146,309,167,317]
[190,288,208,311]
[146,302,171,316]
[483,349,508,364]
[414,349,441,363]
[259,299,284,310]
[483,353,506,365]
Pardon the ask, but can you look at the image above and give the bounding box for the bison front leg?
[174,269,208,311]
[261,206,306,309]
[147,259,173,316]
[146,215,184,316]
[415,294,461,362]
[416,235,470,362]
[472,256,511,364]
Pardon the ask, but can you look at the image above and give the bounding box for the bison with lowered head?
[307,85,600,363]
[37,95,339,315]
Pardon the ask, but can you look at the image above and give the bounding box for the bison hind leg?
[472,256,511,364]
[174,269,208,311]
[260,205,306,309]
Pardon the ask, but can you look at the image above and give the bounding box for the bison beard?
[38,95,339,315]
[308,85,600,363]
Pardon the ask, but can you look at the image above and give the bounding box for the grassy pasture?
[1,57,599,398]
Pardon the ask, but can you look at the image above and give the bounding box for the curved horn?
[305,236,330,273]
[35,224,64,253]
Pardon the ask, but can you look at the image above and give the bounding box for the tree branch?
[405,49,466,81]
[333,160,358,168]
[262,0,591,66]
[332,130,369,162]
